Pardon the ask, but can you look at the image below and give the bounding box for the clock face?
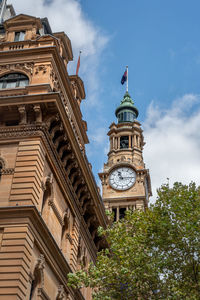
[109,167,136,191]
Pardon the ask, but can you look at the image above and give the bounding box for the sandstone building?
[0,3,107,300]
[0,2,152,300]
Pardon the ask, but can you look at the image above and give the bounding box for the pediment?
[4,14,42,29]
[37,34,58,42]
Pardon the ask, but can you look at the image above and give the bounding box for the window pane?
[124,112,127,121]
[130,113,134,121]
[6,81,17,88]
[19,31,25,41]
[120,136,129,149]
[19,79,29,87]
[14,32,20,42]
[14,31,25,42]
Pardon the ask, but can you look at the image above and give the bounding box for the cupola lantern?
[115,91,139,123]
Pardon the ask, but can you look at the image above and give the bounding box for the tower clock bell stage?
[99,91,152,221]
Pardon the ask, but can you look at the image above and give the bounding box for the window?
[0,73,29,89]
[120,136,129,149]
[119,207,126,219]
[14,31,25,42]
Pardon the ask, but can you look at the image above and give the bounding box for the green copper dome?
[115,91,139,123]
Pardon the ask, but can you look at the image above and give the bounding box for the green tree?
[67,182,200,299]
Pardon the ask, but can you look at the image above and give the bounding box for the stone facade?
[0,11,107,300]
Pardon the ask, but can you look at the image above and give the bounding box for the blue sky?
[11,0,200,199]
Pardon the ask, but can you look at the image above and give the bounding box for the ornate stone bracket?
[34,253,45,289]
[56,285,66,300]
[48,198,63,226]
[34,65,48,74]
[34,104,42,123]
[66,232,73,244]
[18,105,27,125]
[86,215,96,228]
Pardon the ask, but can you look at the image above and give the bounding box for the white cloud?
[90,127,107,144]
[143,94,200,202]
[10,0,109,105]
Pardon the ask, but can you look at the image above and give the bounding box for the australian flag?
[121,70,127,85]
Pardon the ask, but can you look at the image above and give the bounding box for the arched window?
[0,73,29,89]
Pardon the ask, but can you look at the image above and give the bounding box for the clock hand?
[118,171,123,179]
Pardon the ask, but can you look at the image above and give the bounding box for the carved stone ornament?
[33,104,42,123]
[18,105,27,125]
[46,173,53,185]
[65,232,73,244]
[34,65,48,74]
[63,208,70,225]
[36,254,45,271]
[34,254,45,289]
[0,157,5,169]
[56,285,65,300]
[0,157,14,175]
[0,62,34,76]
[1,168,14,175]
[48,199,63,226]
[77,236,87,267]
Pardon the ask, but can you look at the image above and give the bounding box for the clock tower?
[99,91,152,221]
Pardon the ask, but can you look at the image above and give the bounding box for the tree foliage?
[67,182,200,299]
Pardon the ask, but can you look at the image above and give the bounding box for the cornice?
[53,93,108,229]
[107,147,142,157]
[108,124,143,136]
[103,195,146,202]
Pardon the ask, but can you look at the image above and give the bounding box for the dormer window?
[0,73,29,89]
[14,31,25,42]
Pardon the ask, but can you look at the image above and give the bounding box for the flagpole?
[126,65,128,92]
[76,50,82,76]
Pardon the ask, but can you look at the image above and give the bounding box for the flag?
[76,52,81,75]
[121,70,127,85]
